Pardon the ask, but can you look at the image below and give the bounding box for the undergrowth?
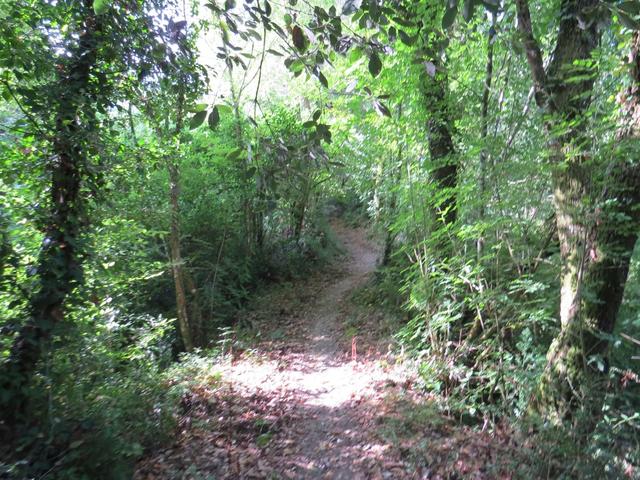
[0,213,340,480]
[364,246,640,478]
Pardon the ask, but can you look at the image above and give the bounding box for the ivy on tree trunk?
[1,0,102,427]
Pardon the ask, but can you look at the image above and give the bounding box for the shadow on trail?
[134,379,517,480]
[135,383,413,479]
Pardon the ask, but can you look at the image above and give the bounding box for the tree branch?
[515,0,549,109]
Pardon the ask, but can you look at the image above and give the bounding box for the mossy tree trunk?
[413,4,458,231]
[517,0,640,420]
[422,58,457,227]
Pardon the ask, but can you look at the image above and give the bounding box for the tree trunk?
[142,80,198,353]
[229,76,256,252]
[184,268,203,346]
[292,192,308,240]
[423,59,457,226]
[1,0,101,424]
[292,171,312,240]
[383,144,403,267]
[540,31,640,419]
[517,0,640,420]
[372,157,384,222]
[166,82,194,352]
[0,207,12,279]
[168,161,193,352]
[478,15,496,257]
[412,5,458,228]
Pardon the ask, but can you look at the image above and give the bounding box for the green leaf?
[215,104,233,116]
[93,0,110,15]
[368,52,382,77]
[292,26,307,52]
[619,1,640,16]
[442,5,458,29]
[226,147,244,160]
[316,123,332,143]
[256,433,272,447]
[373,99,391,117]
[189,110,207,129]
[617,10,640,30]
[399,30,417,46]
[317,71,329,88]
[349,47,363,62]
[393,16,416,28]
[208,107,220,130]
[462,0,477,22]
[287,59,305,73]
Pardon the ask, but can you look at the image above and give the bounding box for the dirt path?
[210,221,412,479]
[134,221,415,479]
[285,222,394,478]
[134,222,515,479]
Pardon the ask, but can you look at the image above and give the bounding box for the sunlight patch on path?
[218,354,404,409]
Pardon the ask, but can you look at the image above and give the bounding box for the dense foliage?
[1,0,639,478]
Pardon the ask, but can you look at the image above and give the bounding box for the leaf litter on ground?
[134,222,521,480]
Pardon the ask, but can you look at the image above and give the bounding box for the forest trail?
[134,221,511,479]
[134,221,417,479]
[215,221,411,479]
